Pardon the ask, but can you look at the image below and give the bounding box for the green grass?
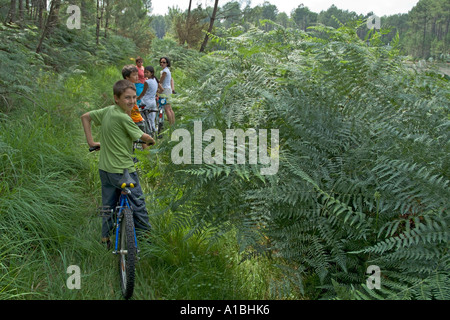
[134,213,275,300]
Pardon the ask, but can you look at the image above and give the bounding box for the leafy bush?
[152,23,450,299]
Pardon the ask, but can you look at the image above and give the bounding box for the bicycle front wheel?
[118,208,137,299]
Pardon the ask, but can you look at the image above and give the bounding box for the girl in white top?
[139,66,162,109]
[160,65,171,93]
[159,57,175,125]
[138,66,163,134]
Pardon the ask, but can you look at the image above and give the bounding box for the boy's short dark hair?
[121,64,139,79]
[113,79,136,98]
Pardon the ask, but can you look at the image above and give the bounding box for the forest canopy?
[1,0,449,60]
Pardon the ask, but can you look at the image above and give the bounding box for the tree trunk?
[96,0,100,45]
[36,0,61,53]
[422,15,427,58]
[199,0,219,53]
[38,0,46,29]
[96,0,104,45]
[186,0,192,41]
[102,1,105,30]
[8,0,17,23]
[187,0,192,21]
[104,0,110,38]
[18,0,24,25]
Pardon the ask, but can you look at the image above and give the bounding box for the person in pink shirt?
[135,56,145,84]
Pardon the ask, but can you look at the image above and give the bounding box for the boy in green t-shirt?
[81,79,155,247]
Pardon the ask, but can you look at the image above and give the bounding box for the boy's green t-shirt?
[90,105,143,174]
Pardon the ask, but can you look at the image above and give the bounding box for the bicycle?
[138,104,152,137]
[89,145,145,300]
[139,96,167,139]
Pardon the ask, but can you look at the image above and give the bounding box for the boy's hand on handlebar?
[89,142,100,152]
[147,137,155,146]
[141,133,155,146]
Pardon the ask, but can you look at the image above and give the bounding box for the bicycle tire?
[118,207,137,299]
[156,104,164,137]
[141,110,152,135]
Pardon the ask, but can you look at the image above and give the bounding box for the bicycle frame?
[113,190,138,254]
[138,105,152,136]
[139,97,166,138]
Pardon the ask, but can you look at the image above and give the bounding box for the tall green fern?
[148,21,449,299]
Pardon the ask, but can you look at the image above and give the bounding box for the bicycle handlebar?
[89,139,152,152]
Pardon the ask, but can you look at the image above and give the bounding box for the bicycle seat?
[118,169,136,189]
